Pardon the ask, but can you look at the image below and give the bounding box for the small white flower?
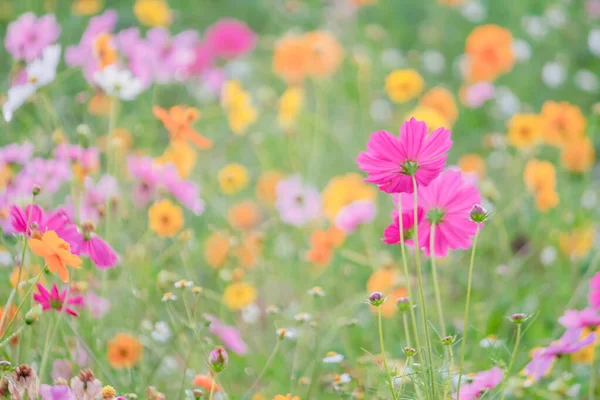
[581,189,598,209]
[94,65,145,100]
[522,16,548,39]
[512,39,532,62]
[574,70,600,93]
[422,50,445,75]
[161,292,177,302]
[545,6,567,28]
[494,86,520,118]
[241,303,261,324]
[323,351,344,363]
[380,48,404,69]
[3,44,61,122]
[174,279,194,289]
[542,62,566,88]
[589,29,600,56]
[0,250,13,267]
[276,328,297,340]
[370,99,392,122]
[479,334,504,348]
[151,321,172,343]
[294,312,312,322]
[540,246,558,266]
[307,286,326,297]
[461,1,486,23]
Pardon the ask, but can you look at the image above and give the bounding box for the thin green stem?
[378,306,399,400]
[412,176,436,399]
[590,344,598,400]
[244,339,281,398]
[500,323,521,400]
[15,194,35,303]
[445,345,454,399]
[0,271,44,340]
[208,372,218,400]
[429,223,445,336]
[40,287,71,380]
[0,324,25,348]
[456,225,481,399]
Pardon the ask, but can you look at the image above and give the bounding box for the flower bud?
[368,292,385,307]
[403,347,417,357]
[25,305,42,325]
[0,361,11,371]
[208,347,228,372]
[101,385,116,399]
[192,389,203,399]
[511,313,527,324]
[470,204,489,223]
[31,185,41,196]
[441,336,455,346]
[396,297,410,312]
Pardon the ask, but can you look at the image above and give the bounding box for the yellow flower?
[385,69,424,103]
[222,80,257,135]
[322,173,376,220]
[405,106,449,131]
[133,0,172,27]
[278,86,304,128]
[561,137,595,173]
[419,87,458,126]
[458,154,486,179]
[148,200,184,237]
[273,394,300,400]
[535,187,559,213]
[507,113,543,149]
[155,140,197,178]
[524,159,556,194]
[223,282,257,310]
[218,163,249,195]
[559,227,595,260]
[72,0,103,15]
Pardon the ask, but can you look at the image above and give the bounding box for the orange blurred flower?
[541,101,587,147]
[236,234,263,269]
[93,33,117,70]
[192,374,220,392]
[307,227,345,267]
[228,201,262,231]
[155,140,197,178]
[148,200,184,237]
[305,31,344,79]
[419,87,458,126]
[458,154,486,179]
[28,231,82,283]
[153,106,212,149]
[0,305,17,336]
[507,113,543,149]
[465,24,515,82]
[273,34,312,84]
[107,333,143,368]
[204,231,230,269]
[273,395,300,400]
[561,137,595,173]
[256,170,284,207]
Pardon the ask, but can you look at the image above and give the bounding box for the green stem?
[456,225,480,399]
[40,287,71,380]
[15,194,35,303]
[244,340,281,398]
[208,372,218,400]
[590,345,598,400]
[0,271,44,340]
[412,176,436,399]
[0,324,25,348]
[378,306,399,400]
[429,223,445,336]
[500,323,521,400]
[397,198,427,395]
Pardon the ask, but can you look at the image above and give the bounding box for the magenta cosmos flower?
[589,272,600,309]
[357,118,452,194]
[396,169,481,257]
[383,206,424,246]
[34,283,85,317]
[5,13,61,62]
[146,28,198,83]
[275,175,321,227]
[204,18,256,59]
[453,366,503,400]
[40,383,75,400]
[524,329,595,381]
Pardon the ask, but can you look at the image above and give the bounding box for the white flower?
[461,1,486,23]
[276,328,297,340]
[94,65,145,100]
[512,39,532,62]
[581,189,598,209]
[174,279,194,289]
[545,6,567,28]
[3,44,61,122]
[370,99,392,122]
[161,292,177,302]
[494,86,520,118]
[323,351,344,363]
[422,50,445,75]
[542,62,566,88]
[151,321,172,342]
[307,286,326,297]
[380,48,404,69]
[574,70,600,93]
[241,303,261,324]
[522,16,548,39]
[294,312,312,322]
[589,29,600,56]
[479,334,504,348]
[540,246,558,266]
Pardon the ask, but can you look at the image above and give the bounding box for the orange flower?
[304,31,344,79]
[458,154,486,179]
[307,227,345,267]
[465,25,515,82]
[88,92,115,116]
[524,159,556,194]
[236,234,263,269]
[192,375,221,392]
[273,395,300,400]
[106,333,143,369]
[375,287,408,318]
[561,137,595,173]
[541,101,587,147]
[227,201,262,231]
[366,267,399,296]
[273,35,312,84]
[535,187,559,212]
[256,170,284,207]
[153,106,212,149]
[93,33,117,70]
[155,140,197,178]
[507,113,543,149]
[419,87,458,126]
[28,231,82,282]
[204,232,230,269]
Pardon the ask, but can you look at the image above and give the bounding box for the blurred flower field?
[1,0,600,399]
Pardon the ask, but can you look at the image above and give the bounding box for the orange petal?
[185,130,213,149]
[57,264,69,283]
[46,255,62,274]
[28,239,53,257]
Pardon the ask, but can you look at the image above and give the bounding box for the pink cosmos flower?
[54,144,99,173]
[79,175,119,224]
[589,272,600,309]
[82,234,118,269]
[115,28,153,86]
[127,155,162,208]
[204,18,256,59]
[17,157,72,196]
[65,10,118,82]
[40,384,75,400]
[5,13,61,62]
[397,169,481,257]
[146,28,198,83]
[335,200,376,234]
[206,315,248,355]
[463,82,495,108]
[0,142,34,165]
[85,290,111,319]
[51,359,72,382]
[188,42,215,76]
[34,283,85,317]
[383,206,424,246]
[357,118,452,194]
[275,175,322,227]
[524,329,596,381]
[558,307,600,337]
[161,164,205,215]
[454,366,503,400]
[70,371,102,400]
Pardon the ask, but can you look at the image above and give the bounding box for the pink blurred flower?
[589,272,600,309]
[81,233,118,269]
[276,175,321,227]
[115,28,153,86]
[40,384,75,400]
[79,175,119,224]
[398,170,481,257]
[70,370,102,400]
[188,42,215,76]
[464,82,495,108]
[51,359,72,382]
[54,144,99,173]
[453,366,503,400]
[383,206,424,246]
[206,315,248,355]
[335,200,376,233]
[161,164,205,215]
[0,142,34,165]
[524,330,595,381]
[85,290,111,319]
[5,13,61,62]
[357,118,452,194]
[127,155,162,208]
[34,283,85,317]
[558,307,600,337]
[205,18,256,59]
[146,28,198,83]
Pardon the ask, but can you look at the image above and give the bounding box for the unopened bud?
[368,292,385,307]
[32,185,41,196]
[403,347,417,357]
[24,305,42,325]
[0,361,11,370]
[396,297,410,312]
[511,313,527,324]
[470,204,489,223]
[441,336,455,346]
[192,389,203,399]
[208,347,228,373]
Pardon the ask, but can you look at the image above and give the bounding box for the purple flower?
[51,359,72,382]
[206,315,248,355]
[524,330,596,381]
[463,82,495,109]
[275,175,321,227]
[40,383,75,400]
[0,142,34,165]
[454,366,503,400]
[5,13,61,62]
[79,175,118,224]
[161,164,205,215]
[85,290,111,319]
[127,155,162,208]
[115,28,154,86]
[590,272,600,310]
[146,28,198,83]
[204,18,256,59]
[334,200,376,234]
